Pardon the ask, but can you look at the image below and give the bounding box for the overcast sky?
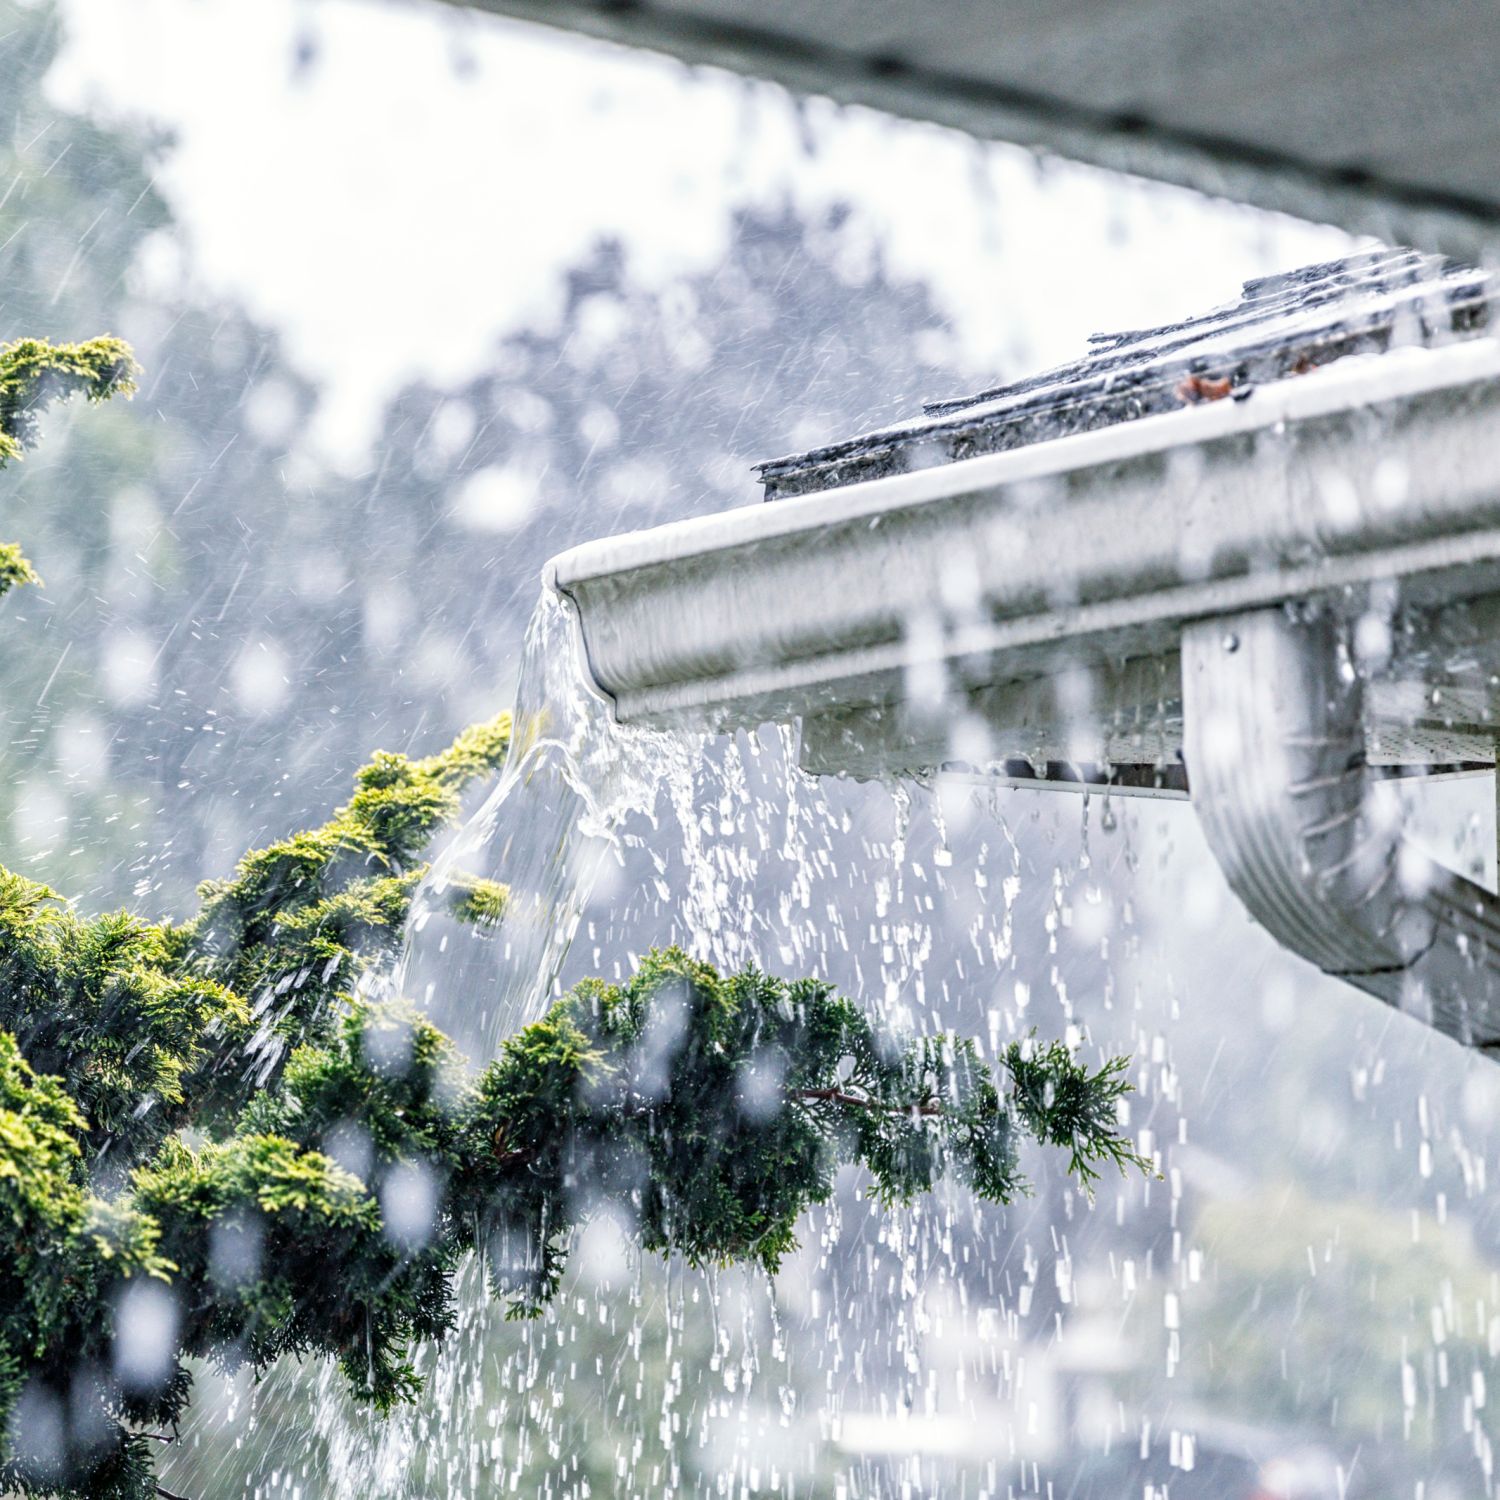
[52,0,1355,462]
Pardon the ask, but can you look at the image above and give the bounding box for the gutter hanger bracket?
[1182,606,1500,1048]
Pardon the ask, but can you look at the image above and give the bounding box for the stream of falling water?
[396,585,692,1065]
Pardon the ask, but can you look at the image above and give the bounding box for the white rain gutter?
[546,337,1500,1047]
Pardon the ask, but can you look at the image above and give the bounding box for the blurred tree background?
[0,0,955,918]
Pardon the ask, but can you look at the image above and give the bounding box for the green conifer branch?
[0,335,139,598]
[0,541,39,598]
[0,712,514,1178]
[0,718,1146,1499]
[0,336,139,465]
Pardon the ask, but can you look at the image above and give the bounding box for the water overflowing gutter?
[549,336,1500,740]
[547,252,1500,1047]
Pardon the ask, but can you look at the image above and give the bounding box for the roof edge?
[438,0,1500,259]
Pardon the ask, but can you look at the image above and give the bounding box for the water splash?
[397,585,692,1065]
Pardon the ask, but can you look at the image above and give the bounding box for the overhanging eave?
[439,0,1500,259]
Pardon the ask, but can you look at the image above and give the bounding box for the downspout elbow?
[1183,607,1500,1047]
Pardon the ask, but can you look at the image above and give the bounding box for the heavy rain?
[4,3,1499,1499]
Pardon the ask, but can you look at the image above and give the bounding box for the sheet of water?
[397,586,692,1066]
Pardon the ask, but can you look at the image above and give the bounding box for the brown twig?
[793,1087,942,1118]
[490,1123,537,1167]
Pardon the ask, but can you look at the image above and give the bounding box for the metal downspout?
[1182,606,1500,1047]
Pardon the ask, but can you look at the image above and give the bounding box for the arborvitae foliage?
[0,348,1148,1498]
[0,539,38,596]
[0,337,139,464]
[0,713,513,1183]
[0,336,138,597]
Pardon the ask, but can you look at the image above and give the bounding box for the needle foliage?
[0,346,1147,1499]
[0,336,138,598]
